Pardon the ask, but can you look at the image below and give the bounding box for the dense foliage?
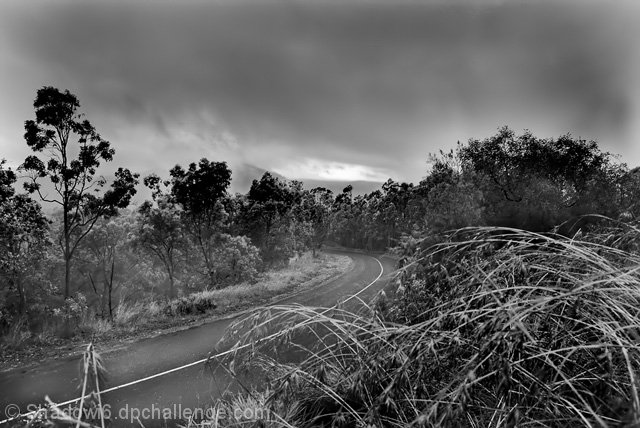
[328,127,636,251]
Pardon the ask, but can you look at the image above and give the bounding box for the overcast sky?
[1,0,639,188]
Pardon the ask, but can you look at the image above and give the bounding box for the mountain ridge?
[232,163,384,195]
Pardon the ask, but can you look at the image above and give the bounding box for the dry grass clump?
[220,225,640,427]
[113,301,148,326]
[197,283,269,310]
[164,293,218,316]
[80,317,113,335]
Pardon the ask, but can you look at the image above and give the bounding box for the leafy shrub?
[146,300,162,317]
[210,234,262,287]
[52,293,88,328]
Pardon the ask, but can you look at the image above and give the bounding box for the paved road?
[0,251,397,427]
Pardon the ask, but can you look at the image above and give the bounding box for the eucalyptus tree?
[301,187,334,255]
[21,87,138,297]
[168,159,231,285]
[244,172,303,265]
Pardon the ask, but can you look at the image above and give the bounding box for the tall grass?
[219,225,640,427]
[1,317,31,349]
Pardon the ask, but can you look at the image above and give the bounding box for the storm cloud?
[1,0,638,186]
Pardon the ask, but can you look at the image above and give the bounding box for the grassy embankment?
[209,223,640,427]
[0,252,352,371]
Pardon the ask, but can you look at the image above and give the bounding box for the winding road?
[0,250,396,427]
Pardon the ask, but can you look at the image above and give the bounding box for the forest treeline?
[2,87,640,340]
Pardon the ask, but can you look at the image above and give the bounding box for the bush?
[146,300,162,317]
[164,293,217,316]
[210,234,262,287]
[220,224,640,427]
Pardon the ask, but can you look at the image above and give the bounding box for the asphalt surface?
[0,250,397,427]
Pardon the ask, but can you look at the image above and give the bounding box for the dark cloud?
[1,0,638,185]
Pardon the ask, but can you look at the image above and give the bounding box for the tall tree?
[21,86,139,297]
[243,172,302,265]
[169,158,231,215]
[299,187,334,256]
[330,185,358,247]
[168,159,231,285]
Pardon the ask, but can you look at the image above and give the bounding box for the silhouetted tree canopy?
[20,86,138,297]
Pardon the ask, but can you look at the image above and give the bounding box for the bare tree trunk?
[64,251,71,299]
[108,259,115,321]
[88,272,104,318]
[63,171,71,298]
[61,255,73,338]
[168,273,175,298]
[196,229,215,289]
[16,276,26,315]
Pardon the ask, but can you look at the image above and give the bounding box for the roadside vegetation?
[5,87,640,427]
[204,130,640,426]
[218,223,640,427]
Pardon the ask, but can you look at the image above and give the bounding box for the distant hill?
[231,164,384,196]
[296,179,384,196]
[229,163,286,194]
